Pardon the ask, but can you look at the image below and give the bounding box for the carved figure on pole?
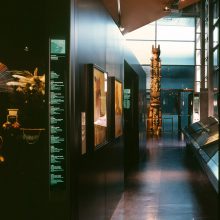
[147,45,162,135]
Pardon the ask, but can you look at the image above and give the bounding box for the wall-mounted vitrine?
[114,79,123,138]
[83,64,109,152]
[183,116,219,192]
[108,77,123,139]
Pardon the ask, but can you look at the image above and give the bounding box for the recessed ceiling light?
[119,26,125,32]
[164,6,170,11]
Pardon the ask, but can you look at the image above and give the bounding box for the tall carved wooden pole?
[147,45,162,135]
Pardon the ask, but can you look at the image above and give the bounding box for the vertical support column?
[177,91,182,132]
[208,0,214,116]
[200,0,208,120]
[147,45,162,135]
[200,0,206,89]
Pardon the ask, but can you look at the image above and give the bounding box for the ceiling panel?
[101,0,200,34]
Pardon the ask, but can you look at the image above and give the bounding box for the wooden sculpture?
[147,45,162,135]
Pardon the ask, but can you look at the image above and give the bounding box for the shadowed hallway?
[111,134,218,220]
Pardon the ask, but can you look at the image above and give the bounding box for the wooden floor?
[111,133,218,220]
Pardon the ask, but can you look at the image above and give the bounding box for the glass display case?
[183,116,219,192]
[0,60,48,199]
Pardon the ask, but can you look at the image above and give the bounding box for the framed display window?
[108,77,123,139]
[84,64,108,151]
[114,79,123,138]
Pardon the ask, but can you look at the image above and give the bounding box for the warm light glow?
[0,156,5,162]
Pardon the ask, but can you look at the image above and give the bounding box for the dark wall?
[0,1,47,71]
[74,0,124,219]
[124,49,147,164]
[74,0,146,219]
[124,61,139,174]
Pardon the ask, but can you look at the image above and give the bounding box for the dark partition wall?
[124,53,147,166]
[124,61,139,174]
[75,0,124,219]
[74,0,146,219]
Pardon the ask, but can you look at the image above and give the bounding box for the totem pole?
[147,45,162,135]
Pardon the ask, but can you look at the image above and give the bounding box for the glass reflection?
[125,17,195,66]
[157,26,194,41]
[196,33,201,49]
[196,18,201,33]
[157,17,195,41]
[125,22,155,40]
[196,50,201,65]
[125,40,154,65]
[213,26,219,45]
[213,49,218,66]
[158,41,194,65]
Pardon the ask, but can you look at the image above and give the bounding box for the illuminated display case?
[83,64,109,152]
[0,60,48,211]
[114,79,123,138]
[108,77,123,139]
[183,116,219,192]
[0,62,46,160]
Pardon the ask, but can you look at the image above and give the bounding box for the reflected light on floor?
[161,170,189,181]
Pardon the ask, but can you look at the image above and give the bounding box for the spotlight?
[119,26,125,32]
[163,6,170,12]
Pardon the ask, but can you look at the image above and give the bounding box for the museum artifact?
[147,45,162,135]
[2,108,20,130]
[21,128,45,145]
[6,67,45,95]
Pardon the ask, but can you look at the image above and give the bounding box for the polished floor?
[111,133,218,220]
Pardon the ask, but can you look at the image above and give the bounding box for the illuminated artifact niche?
[147,45,162,135]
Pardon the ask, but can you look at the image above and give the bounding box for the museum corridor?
[111,134,218,220]
[0,0,219,219]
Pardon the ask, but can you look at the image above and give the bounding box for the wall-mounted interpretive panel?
[49,39,67,191]
[123,89,130,109]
